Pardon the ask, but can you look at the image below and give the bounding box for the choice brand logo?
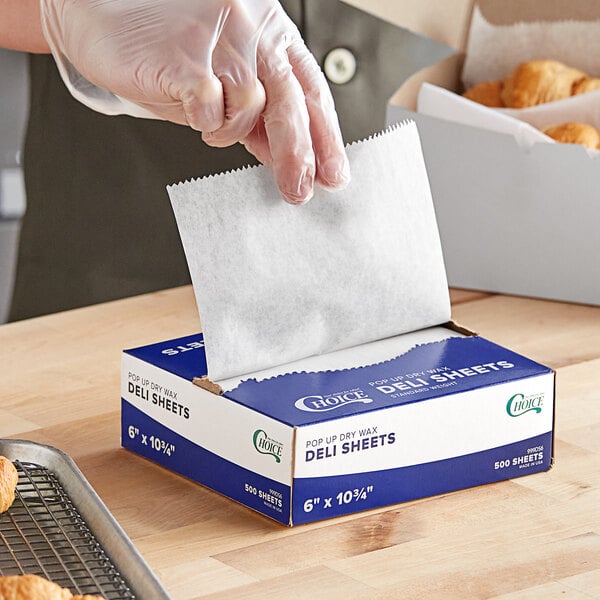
[506,392,544,417]
[294,388,373,412]
[253,429,283,463]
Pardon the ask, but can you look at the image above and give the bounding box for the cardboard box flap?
[476,0,600,26]
[348,0,598,55]
[125,333,208,382]
[346,0,474,50]
[123,327,553,428]
[390,54,465,111]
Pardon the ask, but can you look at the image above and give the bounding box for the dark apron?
[9,55,257,321]
[9,0,450,321]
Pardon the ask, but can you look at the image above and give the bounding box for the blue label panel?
[121,401,291,525]
[291,432,553,525]
[227,336,553,426]
[125,333,207,381]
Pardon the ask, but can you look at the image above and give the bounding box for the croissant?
[0,575,104,600]
[0,456,18,512]
[501,60,586,108]
[464,59,600,109]
[462,79,504,107]
[572,77,600,95]
[542,122,600,150]
[0,575,72,600]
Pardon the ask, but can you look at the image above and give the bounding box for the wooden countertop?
[2,286,599,599]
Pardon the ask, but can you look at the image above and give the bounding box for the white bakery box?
[386,0,600,306]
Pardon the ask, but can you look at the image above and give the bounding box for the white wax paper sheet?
[418,7,600,154]
[218,326,463,393]
[168,121,451,381]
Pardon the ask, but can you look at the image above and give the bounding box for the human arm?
[40,0,350,203]
[0,0,50,53]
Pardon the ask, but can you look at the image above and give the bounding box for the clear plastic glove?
[40,0,350,204]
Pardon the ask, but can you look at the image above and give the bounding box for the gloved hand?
[40,0,350,203]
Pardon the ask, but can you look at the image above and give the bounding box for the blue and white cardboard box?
[121,325,555,526]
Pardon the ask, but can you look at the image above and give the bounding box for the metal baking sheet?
[0,439,171,599]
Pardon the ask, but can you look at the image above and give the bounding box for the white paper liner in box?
[417,6,600,154]
[463,6,600,88]
[168,122,451,381]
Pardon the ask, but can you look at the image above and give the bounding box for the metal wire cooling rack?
[0,460,135,599]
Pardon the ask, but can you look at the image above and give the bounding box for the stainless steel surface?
[0,219,20,323]
[0,49,28,323]
[0,49,28,170]
[0,440,171,600]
